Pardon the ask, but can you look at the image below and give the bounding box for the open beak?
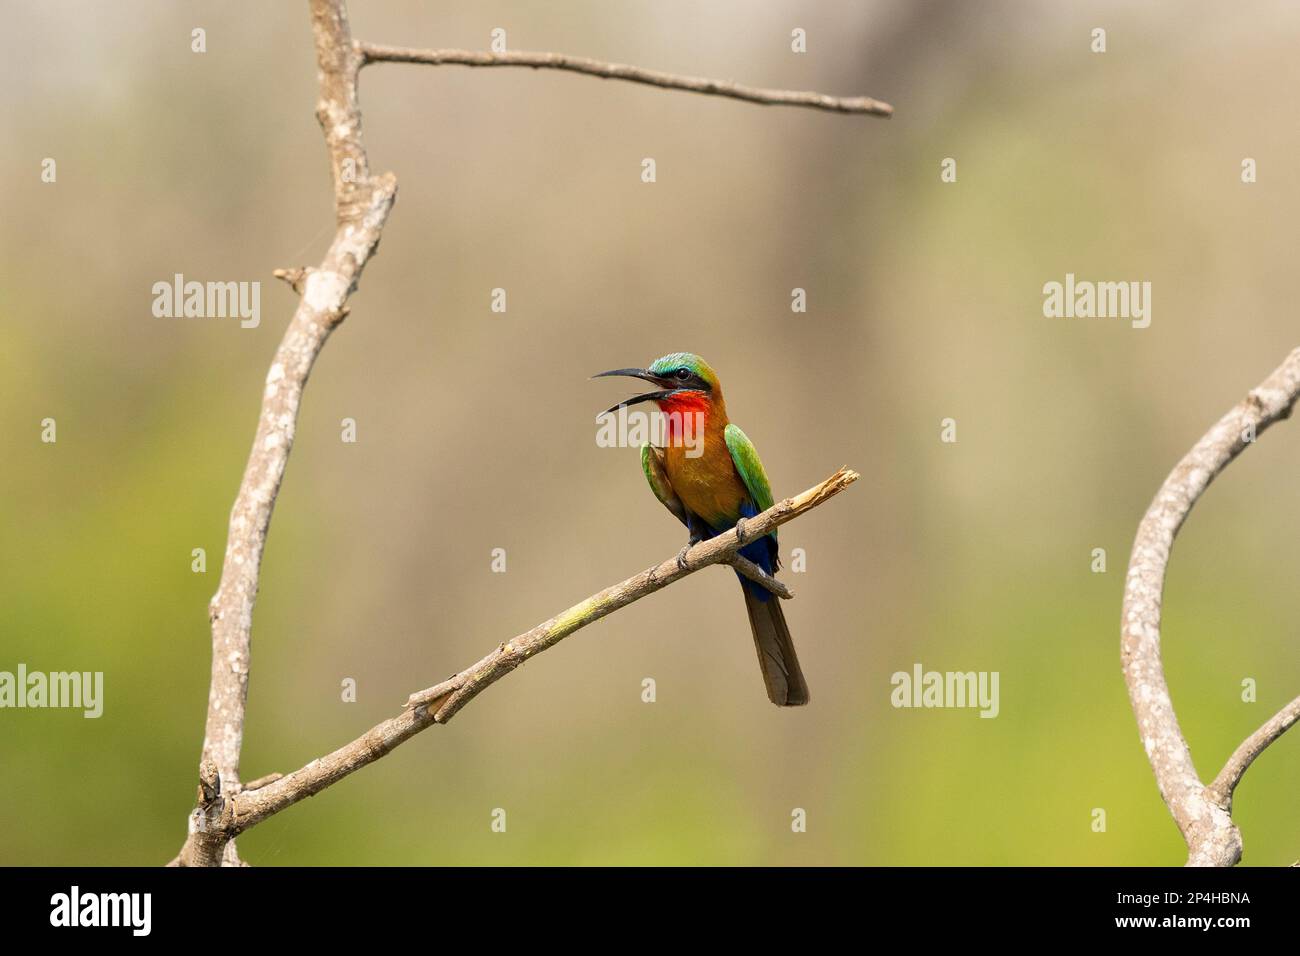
[592,368,680,418]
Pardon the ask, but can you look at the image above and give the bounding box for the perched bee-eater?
[595,352,809,706]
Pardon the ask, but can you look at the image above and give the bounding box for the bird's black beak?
[592,367,667,386]
[592,368,679,418]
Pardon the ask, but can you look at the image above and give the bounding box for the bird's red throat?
[656,392,715,449]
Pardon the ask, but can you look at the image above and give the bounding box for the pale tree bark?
[174,0,884,866]
[1122,346,1300,867]
[183,468,855,850]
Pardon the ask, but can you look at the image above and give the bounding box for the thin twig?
[242,772,285,791]
[727,555,793,599]
[220,468,857,836]
[1122,346,1300,866]
[357,43,893,116]
[1207,694,1300,808]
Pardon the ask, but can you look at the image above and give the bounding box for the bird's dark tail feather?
[741,584,810,706]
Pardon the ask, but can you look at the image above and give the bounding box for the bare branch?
[727,554,793,599]
[178,0,396,867]
[1207,694,1300,808]
[177,0,879,866]
[218,468,858,837]
[357,43,893,116]
[1122,345,1300,866]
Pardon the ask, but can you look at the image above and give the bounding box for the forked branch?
[1121,346,1300,866]
[195,468,858,841]
[178,0,883,867]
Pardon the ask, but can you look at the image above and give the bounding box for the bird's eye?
[675,368,691,380]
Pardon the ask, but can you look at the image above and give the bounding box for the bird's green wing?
[641,444,688,527]
[724,424,776,539]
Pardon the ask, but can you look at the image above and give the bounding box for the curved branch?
[217,468,857,836]
[1121,346,1300,866]
[357,43,893,116]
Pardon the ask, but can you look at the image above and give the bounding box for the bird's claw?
[676,544,691,571]
[734,518,748,544]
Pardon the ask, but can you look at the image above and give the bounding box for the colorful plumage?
[595,352,810,706]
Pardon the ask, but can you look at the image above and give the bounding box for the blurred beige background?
[2,0,1298,865]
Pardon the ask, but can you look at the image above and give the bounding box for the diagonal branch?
[1121,345,1300,866]
[357,43,893,116]
[215,468,857,836]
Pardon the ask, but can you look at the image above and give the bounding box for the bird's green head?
[592,352,721,418]
[646,352,719,391]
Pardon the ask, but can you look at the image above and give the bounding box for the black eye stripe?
[652,366,710,391]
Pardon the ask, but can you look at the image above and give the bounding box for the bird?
[594,352,810,706]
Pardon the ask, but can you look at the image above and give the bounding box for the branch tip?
[273,267,313,295]
[357,44,893,116]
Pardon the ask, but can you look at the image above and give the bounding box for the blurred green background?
[2,0,1298,866]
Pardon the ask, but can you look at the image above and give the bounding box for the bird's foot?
[676,544,692,571]
[734,517,749,544]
